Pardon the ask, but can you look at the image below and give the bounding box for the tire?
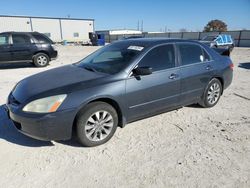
[76,102,118,147]
[33,53,50,67]
[199,78,223,108]
[222,50,230,56]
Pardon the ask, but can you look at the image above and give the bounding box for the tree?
[203,20,227,32]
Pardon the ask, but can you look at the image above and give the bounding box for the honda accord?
[6,38,233,147]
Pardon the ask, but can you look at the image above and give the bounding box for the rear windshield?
[32,33,53,44]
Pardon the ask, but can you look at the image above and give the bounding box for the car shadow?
[186,104,202,108]
[0,62,35,69]
[55,129,83,147]
[56,138,83,147]
[0,105,54,147]
[238,62,250,70]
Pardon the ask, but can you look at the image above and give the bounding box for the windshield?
[202,36,216,41]
[76,42,145,74]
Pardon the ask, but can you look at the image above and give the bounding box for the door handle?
[169,73,178,80]
[206,65,212,70]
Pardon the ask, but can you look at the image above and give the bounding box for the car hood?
[12,65,107,103]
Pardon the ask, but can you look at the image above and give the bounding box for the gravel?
[0,46,249,188]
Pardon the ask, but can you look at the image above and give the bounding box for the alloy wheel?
[207,82,221,105]
[85,111,114,142]
[37,55,48,66]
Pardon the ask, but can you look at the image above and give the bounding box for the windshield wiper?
[83,65,97,72]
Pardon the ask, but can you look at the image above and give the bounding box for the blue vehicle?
[6,38,233,147]
[201,34,234,56]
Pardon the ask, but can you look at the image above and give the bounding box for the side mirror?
[133,66,152,76]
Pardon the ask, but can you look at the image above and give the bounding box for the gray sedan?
[7,38,233,147]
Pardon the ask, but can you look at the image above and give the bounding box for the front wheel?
[76,102,118,147]
[199,78,222,108]
[33,53,50,67]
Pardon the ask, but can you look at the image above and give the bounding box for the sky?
[0,0,249,32]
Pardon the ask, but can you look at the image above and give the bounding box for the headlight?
[23,94,67,113]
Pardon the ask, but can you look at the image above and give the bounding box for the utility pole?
[141,20,144,32]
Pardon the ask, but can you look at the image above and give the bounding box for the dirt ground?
[0,46,249,188]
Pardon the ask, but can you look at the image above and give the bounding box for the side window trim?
[177,42,212,67]
[128,43,178,76]
[9,34,13,45]
[202,47,213,62]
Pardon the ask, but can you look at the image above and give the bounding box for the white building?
[0,15,94,42]
[97,29,142,35]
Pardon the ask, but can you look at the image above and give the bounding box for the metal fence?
[103,30,250,47]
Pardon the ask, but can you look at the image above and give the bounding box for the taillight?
[229,63,234,70]
[51,44,57,50]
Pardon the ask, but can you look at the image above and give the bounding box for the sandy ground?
[0,46,249,188]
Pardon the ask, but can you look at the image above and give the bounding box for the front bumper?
[222,63,233,90]
[7,104,76,141]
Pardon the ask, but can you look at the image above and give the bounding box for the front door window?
[0,34,9,45]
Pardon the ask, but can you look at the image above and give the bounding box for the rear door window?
[12,34,31,44]
[178,43,203,65]
[138,44,176,72]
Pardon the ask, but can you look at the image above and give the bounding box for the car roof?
[114,38,203,48]
[0,31,40,35]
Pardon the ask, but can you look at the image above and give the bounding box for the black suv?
[0,32,58,67]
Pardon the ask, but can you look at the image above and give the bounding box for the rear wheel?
[33,53,49,67]
[199,78,222,108]
[76,102,118,147]
[222,50,230,56]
